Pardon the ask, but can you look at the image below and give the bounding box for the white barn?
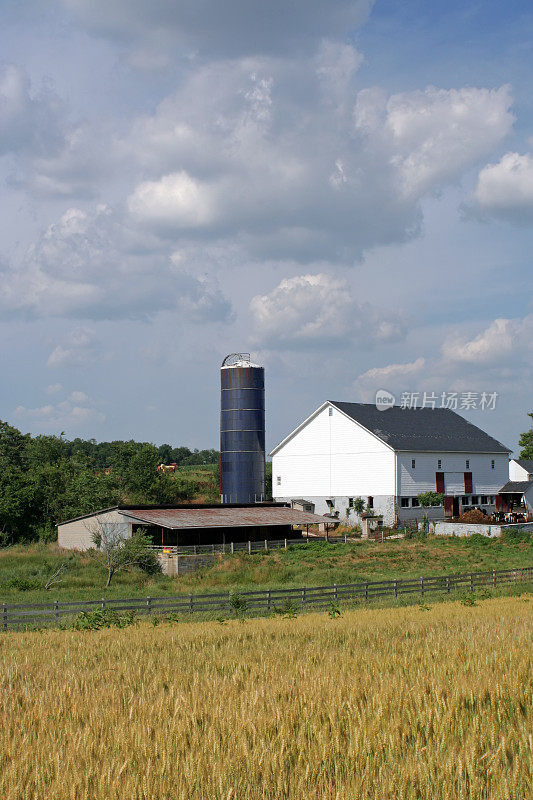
[270,401,511,526]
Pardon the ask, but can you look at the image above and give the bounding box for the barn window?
[401,497,409,508]
[471,495,478,505]
[437,459,442,469]
[348,498,354,508]
[411,497,419,507]
[276,476,281,486]
[465,459,470,469]
[480,496,488,504]
[462,496,470,505]
[326,499,335,509]
[367,496,374,509]
[411,459,416,469]
[329,407,333,416]
[491,460,495,469]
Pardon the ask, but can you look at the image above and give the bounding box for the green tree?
[417,491,444,508]
[519,412,533,459]
[89,524,161,587]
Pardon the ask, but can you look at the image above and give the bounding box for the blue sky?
[0,0,532,455]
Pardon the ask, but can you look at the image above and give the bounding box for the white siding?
[397,452,509,496]
[272,404,395,499]
[509,460,532,481]
[58,510,132,550]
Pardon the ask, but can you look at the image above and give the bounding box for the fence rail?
[148,536,346,556]
[2,565,532,630]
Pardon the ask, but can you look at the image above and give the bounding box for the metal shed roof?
[121,506,329,530]
[499,481,533,493]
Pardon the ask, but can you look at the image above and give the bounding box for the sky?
[0,0,532,455]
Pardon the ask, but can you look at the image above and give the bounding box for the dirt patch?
[458,509,490,523]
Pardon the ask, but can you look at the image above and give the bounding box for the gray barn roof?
[330,402,510,453]
[513,459,533,472]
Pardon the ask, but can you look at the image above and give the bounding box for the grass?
[0,596,531,799]
[0,531,532,605]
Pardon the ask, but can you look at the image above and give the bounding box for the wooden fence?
[2,565,532,630]
[149,535,346,556]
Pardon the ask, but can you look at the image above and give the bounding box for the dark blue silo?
[220,354,265,503]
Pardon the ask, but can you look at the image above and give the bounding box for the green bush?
[71,609,136,630]
[2,576,39,591]
[500,528,532,544]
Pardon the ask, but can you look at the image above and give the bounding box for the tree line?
[0,420,220,543]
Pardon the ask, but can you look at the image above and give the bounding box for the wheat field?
[0,597,531,800]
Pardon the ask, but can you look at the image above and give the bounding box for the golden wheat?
[0,597,531,800]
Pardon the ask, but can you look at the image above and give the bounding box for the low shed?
[57,502,330,550]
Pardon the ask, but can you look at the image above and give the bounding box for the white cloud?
[127,171,217,229]
[441,316,533,365]
[120,65,514,263]
[0,205,233,321]
[353,357,426,401]
[45,383,63,395]
[47,327,101,368]
[0,64,64,157]
[60,0,373,63]
[14,390,105,432]
[355,85,514,198]
[249,273,406,349]
[473,152,533,223]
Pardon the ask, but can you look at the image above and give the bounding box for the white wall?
[509,460,532,481]
[58,509,132,550]
[397,452,509,496]
[272,404,395,499]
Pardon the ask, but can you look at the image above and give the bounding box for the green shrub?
[500,528,532,544]
[2,576,39,591]
[72,609,136,631]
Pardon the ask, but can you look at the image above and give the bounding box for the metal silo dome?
[220,353,266,504]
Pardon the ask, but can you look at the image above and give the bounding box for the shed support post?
[231,541,234,554]
[248,540,251,554]
[306,525,309,543]
[284,538,287,549]
[265,539,268,551]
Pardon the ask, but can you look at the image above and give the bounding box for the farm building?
[57,502,329,550]
[270,401,511,526]
[509,459,533,482]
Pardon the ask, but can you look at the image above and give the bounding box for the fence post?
[2,603,7,631]
[446,575,450,593]
[267,589,271,612]
[420,577,424,598]
[302,587,306,605]
[194,545,197,555]
[469,573,473,592]
[493,569,496,588]
[189,595,193,614]
[147,597,152,615]
[231,541,234,554]
[54,600,59,621]
[101,598,106,610]
[248,541,251,554]
[334,583,338,603]
[365,582,368,603]
[265,539,268,551]
[394,580,398,599]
